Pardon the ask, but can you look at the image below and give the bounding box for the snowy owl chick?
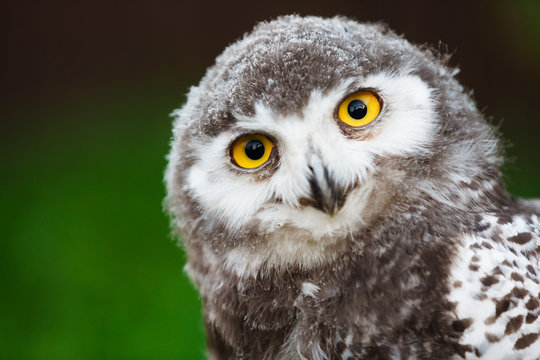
[165,15,540,360]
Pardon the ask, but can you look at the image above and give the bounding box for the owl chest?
[230,284,354,359]
[224,280,415,359]
[201,236,460,358]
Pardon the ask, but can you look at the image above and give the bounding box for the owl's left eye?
[231,134,274,169]
[337,91,381,127]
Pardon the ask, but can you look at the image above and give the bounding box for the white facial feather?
[184,72,437,269]
[357,72,437,156]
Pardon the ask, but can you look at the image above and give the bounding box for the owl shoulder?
[447,209,540,358]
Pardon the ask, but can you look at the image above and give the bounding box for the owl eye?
[337,91,381,127]
[231,134,274,169]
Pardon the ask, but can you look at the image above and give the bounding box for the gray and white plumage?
[165,15,540,359]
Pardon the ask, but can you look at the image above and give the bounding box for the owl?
[165,15,540,360]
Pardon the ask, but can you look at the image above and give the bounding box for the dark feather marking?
[495,299,511,318]
[481,241,493,250]
[504,315,524,335]
[497,215,513,225]
[526,297,539,310]
[526,272,540,284]
[480,275,499,287]
[511,272,524,282]
[451,318,472,332]
[476,293,488,300]
[485,332,500,343]
[514,332,540,350]
[526,312,539,324]
[468,264,479,271]
[510,287,529,299]
[508,232,533,245]
[473,221,490,232]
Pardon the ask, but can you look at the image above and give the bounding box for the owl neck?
[189,201,474,357]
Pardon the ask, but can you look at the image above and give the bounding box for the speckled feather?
[165,16,540,359]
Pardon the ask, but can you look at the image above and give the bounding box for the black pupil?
[245,140,265,160]
[347,100,367,119]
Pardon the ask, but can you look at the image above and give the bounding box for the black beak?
[307,163,348,216]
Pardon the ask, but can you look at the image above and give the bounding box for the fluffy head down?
[165,15,503,273]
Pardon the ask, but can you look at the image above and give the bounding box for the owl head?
[165,15,503,275]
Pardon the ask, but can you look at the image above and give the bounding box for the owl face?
[166,16,498,272]
[185,73,436,231]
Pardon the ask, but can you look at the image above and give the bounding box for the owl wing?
[448,210,540,359]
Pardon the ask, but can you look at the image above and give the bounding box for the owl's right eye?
[231,134,274,169]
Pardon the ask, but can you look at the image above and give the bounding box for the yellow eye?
[231,134,274,169]
[337,91,381,127]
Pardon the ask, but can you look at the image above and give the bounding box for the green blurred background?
[1,0,539,359]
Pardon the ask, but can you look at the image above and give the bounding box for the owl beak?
[307,163,348,216]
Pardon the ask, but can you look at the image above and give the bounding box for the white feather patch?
[448,216,540,359]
